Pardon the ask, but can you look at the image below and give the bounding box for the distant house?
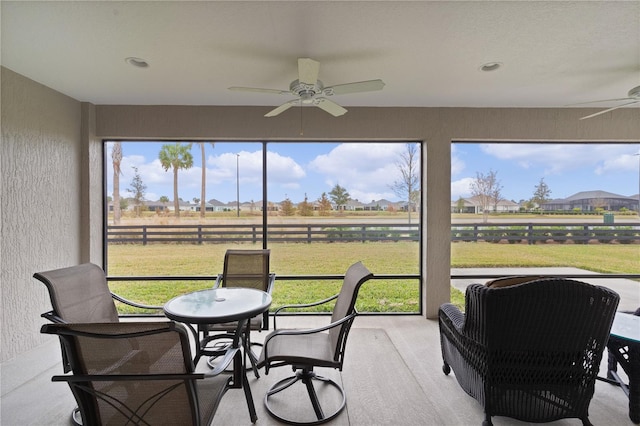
[450,196,519,214]
[541,190,638,212]
[363,199,399,211]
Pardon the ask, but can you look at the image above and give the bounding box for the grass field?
[108,241,639,314]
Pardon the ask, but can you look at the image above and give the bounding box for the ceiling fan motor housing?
[290,79,325,103]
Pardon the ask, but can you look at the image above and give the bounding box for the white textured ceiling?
[2,1,640,113]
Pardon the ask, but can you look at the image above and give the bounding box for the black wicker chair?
[439,278,619,426]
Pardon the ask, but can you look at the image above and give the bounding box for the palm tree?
[159,143,193,217]
[199,142,215,219]
[111,142,122,224]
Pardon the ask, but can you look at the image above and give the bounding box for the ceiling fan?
[229,58,385,117]
[574,84,640,120]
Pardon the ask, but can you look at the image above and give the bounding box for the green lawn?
[108,242,639,314]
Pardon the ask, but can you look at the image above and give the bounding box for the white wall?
[0,68,82,369]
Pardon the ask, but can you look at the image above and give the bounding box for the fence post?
[142,226,147,246]
[527,223,534,245]
[307,226,312,243]
[252,226,257,244]
[197,225,203,244]
[361,226,366,243]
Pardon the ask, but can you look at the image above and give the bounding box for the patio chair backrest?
[34,263,119,323]
[41,321,220,426]
[329,261,374,361]
[219,249,272,291]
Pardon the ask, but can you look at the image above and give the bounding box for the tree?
[280,197,296,216]
[199,142,215,219]
[298,193,314,216]
[456,197,465,213]
[159,195,169,212]
[317,192,332,216]
[389,143,420,224]
[329,184,350,211]
[470,169,503,223]
[111,142,122,224]
[532,177,552,208]
[127,166,147,217]
[159,143,193,217]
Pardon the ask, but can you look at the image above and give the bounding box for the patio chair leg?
[303,375,325,420]
[482,413,493,426]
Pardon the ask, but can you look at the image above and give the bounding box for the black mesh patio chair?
[439,277,619,426]
[257,261,373,425]
[199,249,275,376]
[34,262,163,424]
[41,321,243,426]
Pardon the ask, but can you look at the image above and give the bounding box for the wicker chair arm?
[439,303,465,332]
[110,292,163,311]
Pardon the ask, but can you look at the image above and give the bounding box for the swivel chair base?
[264,368,346,425]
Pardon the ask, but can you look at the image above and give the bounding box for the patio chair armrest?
[110,292,163,311]
[212,274,223,289]
[265,313,356,347]
[203,346,240,377]
[266,273,276,294]
[272,292,339,328]
[439,303,465,332]
[41,311,67,324]
[52,373,208,383]
[274,293,339,315]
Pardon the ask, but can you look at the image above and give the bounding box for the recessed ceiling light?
[479,62,502,72]
[125,57,149,68]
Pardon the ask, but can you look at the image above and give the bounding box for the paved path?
[451,267,640,312]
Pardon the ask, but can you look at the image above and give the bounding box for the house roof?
[2,1,639,117]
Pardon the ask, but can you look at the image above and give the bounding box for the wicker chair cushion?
[485,275,545,288]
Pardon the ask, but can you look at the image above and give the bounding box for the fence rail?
[107,222,640,245]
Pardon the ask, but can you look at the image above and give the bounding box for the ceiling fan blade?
[298,58,320,84]
[324,79,385,96]
[264,100,299,117]
[314,98,348,117]
[567,96,633,106]
[229,86,291,95]
[579,100,640,120]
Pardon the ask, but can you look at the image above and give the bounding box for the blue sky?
[105,141,640,204]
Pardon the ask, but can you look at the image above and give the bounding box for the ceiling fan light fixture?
[125,57,149,68]
[479,62,502,72]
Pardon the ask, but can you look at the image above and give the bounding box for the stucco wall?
[1,67,82,364]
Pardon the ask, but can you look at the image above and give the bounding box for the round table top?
[164,287,272,324]
[611,312,640,343]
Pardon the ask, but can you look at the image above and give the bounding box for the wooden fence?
[107,222,640,245]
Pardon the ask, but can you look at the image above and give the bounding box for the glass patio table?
[606,312,640,423]
[164,287,272,422]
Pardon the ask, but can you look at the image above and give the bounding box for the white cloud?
[451,177,474,199]
[480,143,640,176]
[309,143,412,200]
